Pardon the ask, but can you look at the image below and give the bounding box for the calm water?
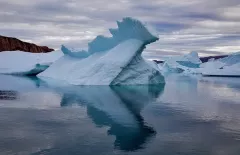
[0,74,240,155]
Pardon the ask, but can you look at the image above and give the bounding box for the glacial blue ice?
[39,17,165,85]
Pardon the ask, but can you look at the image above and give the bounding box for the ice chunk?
[0,51,62,75]
[39,18,164,85]
[161,51,202,74]
[61,45,89,58]
[185,51,202,64]
[202,63,240,77]
[0,63,49,76]
[201,52,240,69]
[201,52,240,77]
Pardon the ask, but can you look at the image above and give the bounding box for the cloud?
[0,0,239,58]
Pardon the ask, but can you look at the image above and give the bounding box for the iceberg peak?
[62,17,159,58]
[61,45,89,58]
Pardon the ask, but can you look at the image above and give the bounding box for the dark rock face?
[200,55,228,63]
[0,35,54,53]
[153,60,164,64]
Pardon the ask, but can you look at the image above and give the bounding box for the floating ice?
[161,51,202,74]
[0,51,62,75]
[39,17,165,85]
[201,52,240,77]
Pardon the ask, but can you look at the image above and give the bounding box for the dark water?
[0,74,240,155]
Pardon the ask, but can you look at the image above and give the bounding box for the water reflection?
[161,74,240,140]
[59,85,165,151]
[1,75,240,154]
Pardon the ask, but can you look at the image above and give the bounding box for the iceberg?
[0,51,62,75]
[161,51,202,74]
[201,52,240,77]
[38,18,165,85]
[159,51,240,76]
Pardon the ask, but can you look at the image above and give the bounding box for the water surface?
[0,74,240,155]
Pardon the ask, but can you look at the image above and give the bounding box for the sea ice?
[161,51,202,74]
[201,52,240,77]
[0,51,62,75]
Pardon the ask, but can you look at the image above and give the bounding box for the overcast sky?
[0,0,240,59]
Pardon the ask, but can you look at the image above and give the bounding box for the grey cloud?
[0,0,239,56]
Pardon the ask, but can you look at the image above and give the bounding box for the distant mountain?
[0,35,54,53]
[153,55,228,64]
[153,60,164,64]
[199,55,228,63]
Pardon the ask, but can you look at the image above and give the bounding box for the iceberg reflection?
[59,85,165,151]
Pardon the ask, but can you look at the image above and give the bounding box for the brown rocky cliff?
[0,35,54,53]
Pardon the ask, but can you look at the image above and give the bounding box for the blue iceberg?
[161,51,202,74]
[38,17,165,85]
